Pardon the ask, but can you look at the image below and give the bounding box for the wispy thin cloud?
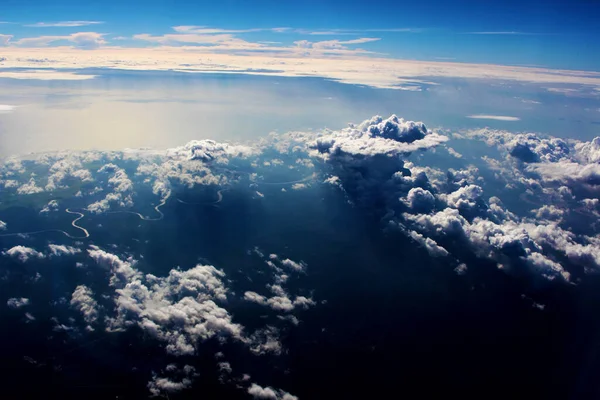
[467,115,520,121]
[172,26,292,34]
[15,32,106,49]
[294,37,381,50]
[465,31,536,35]
[132,26,381,55]
[299,28,422,35]
[172,26,262,34]
[364,28,424,33]
[25,21,104,28]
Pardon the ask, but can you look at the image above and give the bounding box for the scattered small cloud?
[7,298,30,309]
[447,147,463,158]
[247,383,298,400]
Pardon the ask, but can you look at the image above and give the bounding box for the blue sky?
[1,0,600,70]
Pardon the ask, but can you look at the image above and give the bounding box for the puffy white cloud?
[405,207,467,236]
[244,254,313,314]
[247,383,298,400]
[7,298,30,309]
[87,247,140,286]
[403,208,587,280]
[446,147,463,158]
[48,244,81,256]
[465,129,570,163]
[532,205,564,222]
[133,139,257,200]
[403,187,435,211]
[443,184,484,211]
[447,166,481,186]
[147,364,198,397]
[40,199,59,214]
[461,130,600,214]
[0,220,6,230]
[248,326,283,356]
[303,115,447,209]
[87,248,252,357]
[244,291,315,312]
[279,258,306,273]
[408,230,449,257]
[527,162,600,186]
[70,285,99,330]
[17,177,44,195]
[310,115,447,160]
[45,157,93,190]
[1,180,19,189]
[166,139,256,163]
[454,263,468,275]
[575,137,600,164]
[88,164,134,213]
[3,246,45,262]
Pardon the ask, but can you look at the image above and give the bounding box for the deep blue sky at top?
[1,0,599,70]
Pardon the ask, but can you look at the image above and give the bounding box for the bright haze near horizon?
[1,1,600,400]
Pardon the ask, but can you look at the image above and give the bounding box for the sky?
[1,0,600,157]
[1,0,600,69]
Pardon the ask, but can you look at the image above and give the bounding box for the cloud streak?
[467,115,521,121]
[15,32,106,49]
[465,31,537,35]
[25,21,104,28]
